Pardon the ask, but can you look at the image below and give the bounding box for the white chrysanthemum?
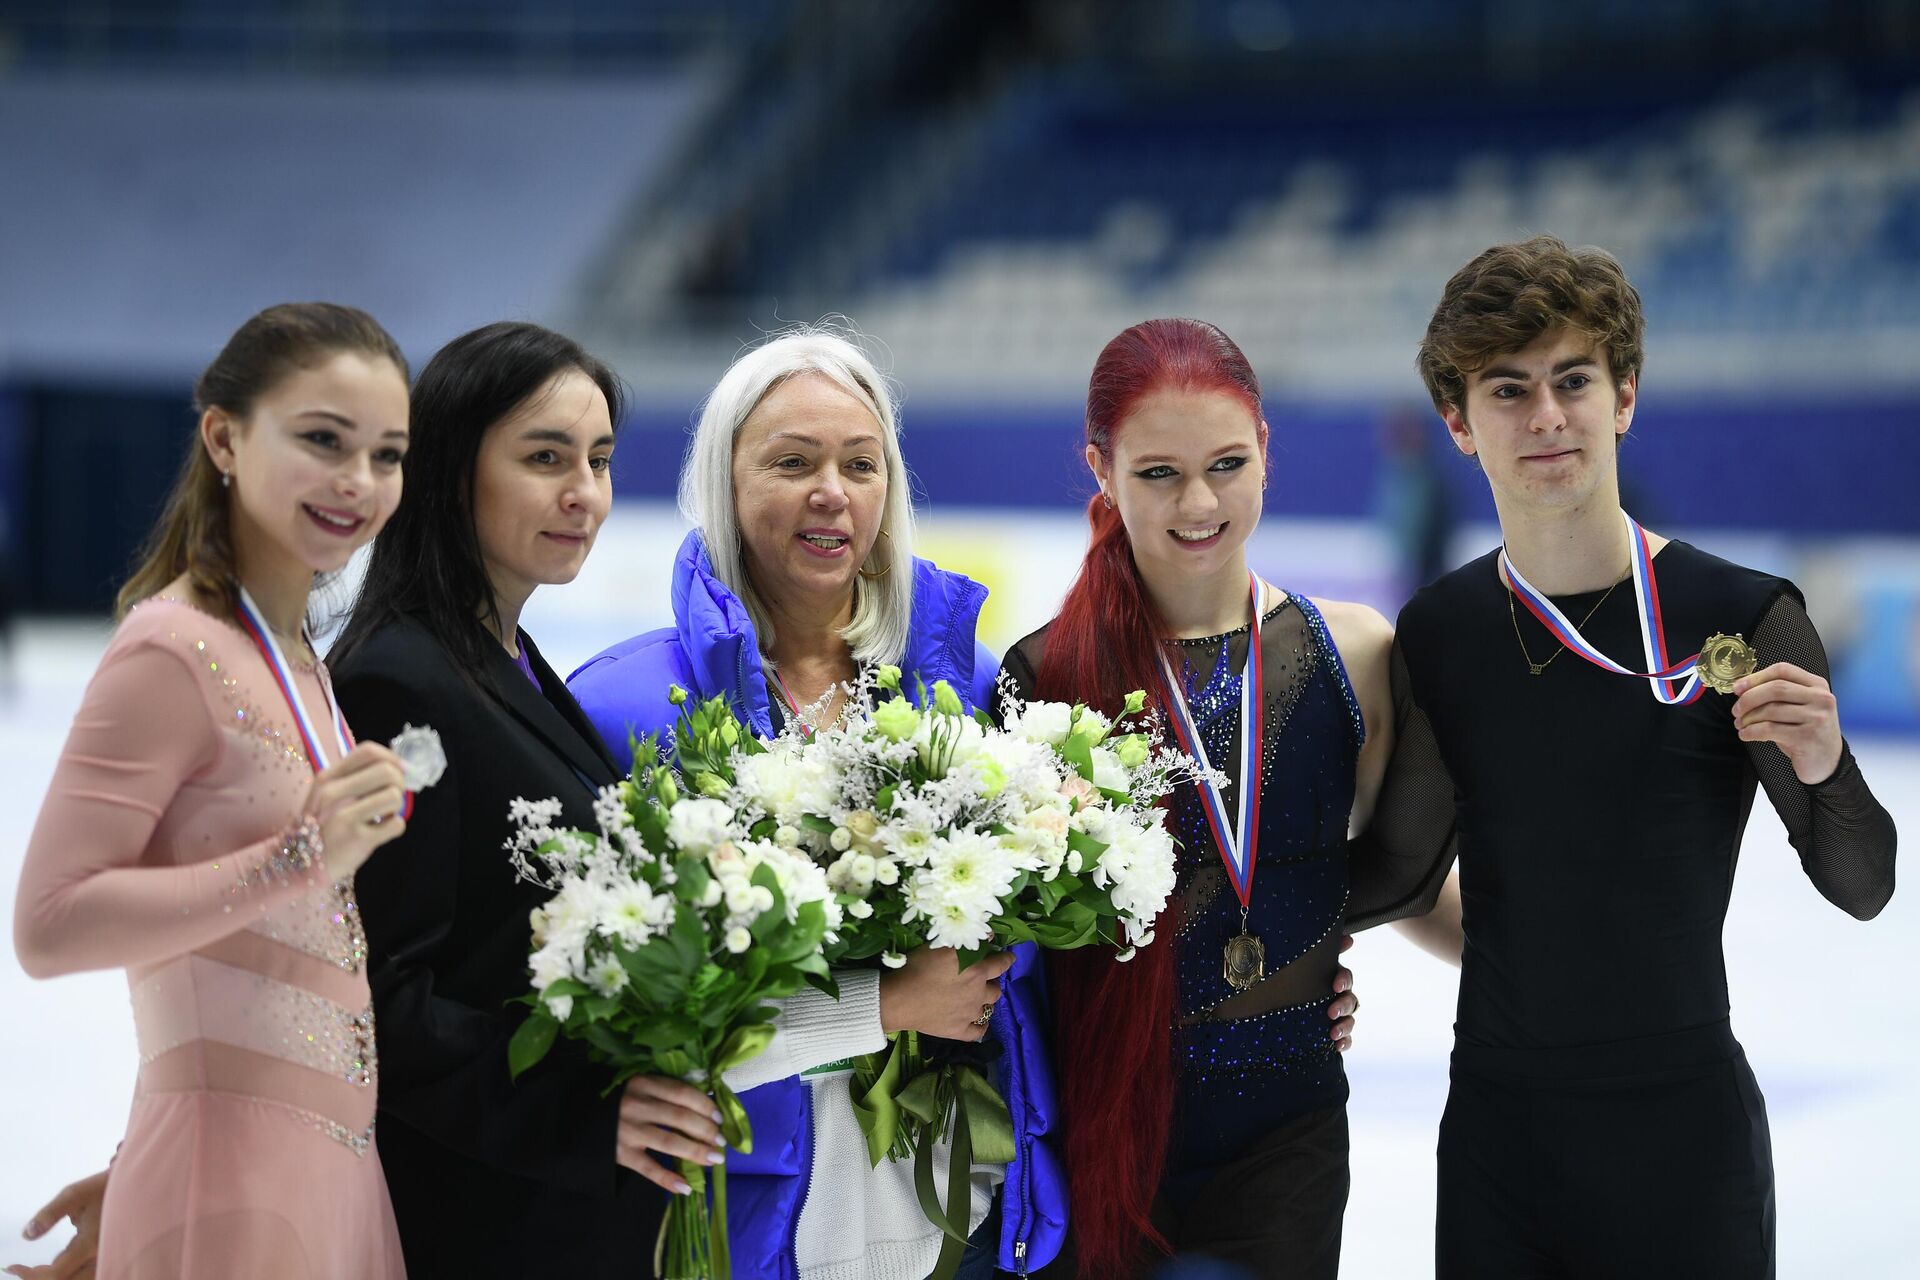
[924,899,995,950]
[541,879,603,953]
[586,954,630,997]
[529,940,577,992]
[666,797,737,855]
[1093,822,1178,932]
[877,817,938,866]
[599,880,675,949]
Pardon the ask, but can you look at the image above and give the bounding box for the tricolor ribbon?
[1155,572,1268,910]
[234,585,356,772]
[1500,510,1704,706]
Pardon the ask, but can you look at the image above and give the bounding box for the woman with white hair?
[569,326,1067,1280]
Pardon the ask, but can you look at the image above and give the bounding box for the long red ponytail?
[1035,318,1263,1278]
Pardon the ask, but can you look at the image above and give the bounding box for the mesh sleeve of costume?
[1747,590,1897,920]
[1344,637,1461,931]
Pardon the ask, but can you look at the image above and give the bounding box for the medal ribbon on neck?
[1154,572,1266,910]
[234,585,354,772]
[1500,510,1704,705]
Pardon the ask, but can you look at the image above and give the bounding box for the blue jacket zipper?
[786,1088,813,1280]
[1001,967,1034,1275]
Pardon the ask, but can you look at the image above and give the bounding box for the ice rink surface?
[1,614,1913,1277]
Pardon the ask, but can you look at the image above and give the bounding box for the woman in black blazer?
[329,323,725,1277]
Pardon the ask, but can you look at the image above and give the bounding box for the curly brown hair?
[1417,235,1644,415]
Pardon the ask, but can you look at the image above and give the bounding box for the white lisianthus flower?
[724,883,757,915]
[1006,700,1073,746]
[1060,774,1101,810]
[699,879,724,908]
[725,927,753,954]
[1090,746,1129,795]
[586,954,630,997]
[545,993,575,1020]
[880,950,908,969]
[1070,708,1112,742]
[847,899,875,919]
[732,746,843,827]
[666,797,736,855]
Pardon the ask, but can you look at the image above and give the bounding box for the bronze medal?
[1698,633,1758,695]
[1223,931,1266,991]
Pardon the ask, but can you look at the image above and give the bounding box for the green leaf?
[616,1014,698,1053]
[668,905,708,970]
[1060,733,1094,783]
[654,1048,695,1079]
[672,858,711,905]
[507,1012,558,1080]
[619,945,692,1003]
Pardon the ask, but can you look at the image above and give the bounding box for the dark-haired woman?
[999,319,1458,1280]
[325,322,722,1277]
[13,304,414,1278]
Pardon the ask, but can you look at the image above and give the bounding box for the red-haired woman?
[996,318,1460,1279]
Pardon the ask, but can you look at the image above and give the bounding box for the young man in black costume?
[1351,235,1897,1279]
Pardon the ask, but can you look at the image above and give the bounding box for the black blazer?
[332,615,663,1278]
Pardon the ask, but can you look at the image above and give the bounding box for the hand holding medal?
[1729,662,1845,785]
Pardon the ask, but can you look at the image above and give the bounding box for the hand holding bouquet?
[677,667,1207,1278]
[504,727,839,1280]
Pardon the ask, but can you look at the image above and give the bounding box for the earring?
[858,528,893,580]
[1101,492,1114,510]
[220,471,231,489]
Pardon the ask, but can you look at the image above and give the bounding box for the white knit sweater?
[723,972,1004,1280]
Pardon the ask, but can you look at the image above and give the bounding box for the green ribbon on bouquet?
[849,1032,1016,1280]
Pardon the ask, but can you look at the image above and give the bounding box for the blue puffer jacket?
[568,530,1067,1278]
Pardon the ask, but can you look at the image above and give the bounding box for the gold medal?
[1697,633,1758,695]
[1223,931,1266,991]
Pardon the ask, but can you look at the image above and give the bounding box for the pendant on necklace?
[1529,662,1547,676]
[1222,930,1266,991]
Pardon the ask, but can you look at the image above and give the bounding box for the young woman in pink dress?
[12,303,415,1279]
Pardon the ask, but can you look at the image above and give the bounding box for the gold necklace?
[1507,578,1620,676]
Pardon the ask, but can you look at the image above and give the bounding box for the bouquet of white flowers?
[672,667,1204,1278]
[505,736,839,1280]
